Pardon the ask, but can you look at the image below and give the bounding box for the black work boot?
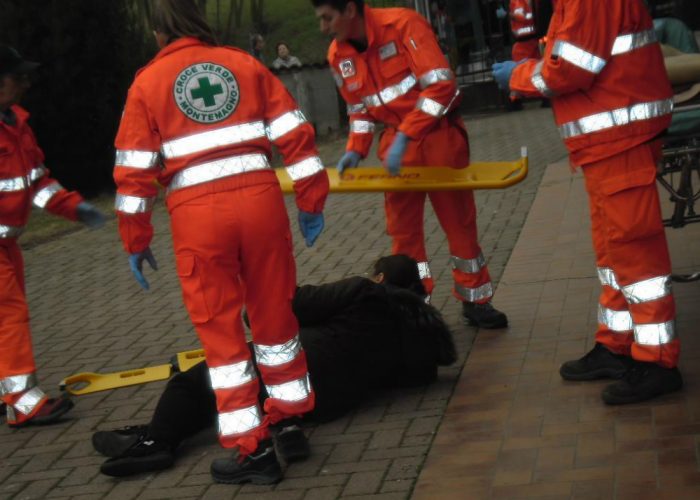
[273,420,310,463]
[92,425,149,457]
[602,362,683,405]
[100,436,176,477]
[462,302,508,329]
[210,439,282,485]
[560,343,633,381]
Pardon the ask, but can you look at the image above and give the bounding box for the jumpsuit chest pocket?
[377,45,409,80]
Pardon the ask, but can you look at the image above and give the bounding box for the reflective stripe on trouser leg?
[594,265,634,355]
[0,243,37,387]
[5,386,47,424]
[582,143,679,367]
[235,184,314,424]
[384,191,434,294]
[426,190,492,303]
[170,191,274,454]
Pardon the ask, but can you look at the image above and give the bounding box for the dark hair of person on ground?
[372,254,457,367]
[309,0,364,13]
[150,0,219,46]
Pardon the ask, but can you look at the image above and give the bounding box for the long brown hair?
[151,0,218,46]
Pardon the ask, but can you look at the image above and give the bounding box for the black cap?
[0,45,40,76]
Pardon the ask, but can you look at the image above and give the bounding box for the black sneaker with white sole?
[210,439,283,485]
[100,436,175,477]
[92,425,149,457]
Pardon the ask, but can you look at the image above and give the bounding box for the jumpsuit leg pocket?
[175,254,212,324]
[599,167,662,243]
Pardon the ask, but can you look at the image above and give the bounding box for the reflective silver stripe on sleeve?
[254,335,302,367]
[455,282,494,302]
[267,110,307,142]
[597,267,621,290]
[611,29,657,56]
[515,26,536,36]
[13,386,46,416]
[29,166,47,183]
[551,40,606,74]
[418,68,453,89]
[161,121,266,159]
[451,253,486,274]
[418,261,431,280]
[559,99,674,139]
[0,224,24,239]
[115,150,160,169]
[209,361,256,390]
[218,405,262,436]
[0,175,28,192]
[33,182,63,209]
[531,60,554,97]
[362,74,417,108]
[115,194,156,214]
[350,120,375,134]
[266,375,311,403]
[347,103,368,114]
[0,373,37,396]
[167,154,271,193]
[634,320,676,346]
[417,97,447,117]
[286,156,324,181]
[622,275,672,304]
[598,305,633,332]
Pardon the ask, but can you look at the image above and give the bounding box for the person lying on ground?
[91,254,457,479]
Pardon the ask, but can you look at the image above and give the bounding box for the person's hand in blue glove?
[492,60,517,91]
[385,132,409,177]
[76,202,106,229]
[336,150,361,176]
[128,247,158,290]
[496,6,507,19]
[298,211,324,248]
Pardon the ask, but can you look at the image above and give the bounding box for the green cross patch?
[174,63,240,124]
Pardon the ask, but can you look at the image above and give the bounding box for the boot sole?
[277,447,311,463]
[602,381,683,405]
[462,317,508,329]
[560,367,627,382]
[100,455,175,477]
[211,467,283,485]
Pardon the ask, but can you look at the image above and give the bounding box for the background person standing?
[0,44,105,428]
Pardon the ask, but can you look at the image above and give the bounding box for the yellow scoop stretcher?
[60,349,206,396]
[61,150,528,395]
[276,147,528,193]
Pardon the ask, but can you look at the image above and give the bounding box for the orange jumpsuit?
[113,38,329,455]
[510,0,678,367]
[328,6,494,303]
[509,0,540,61]
[0,105,83,425]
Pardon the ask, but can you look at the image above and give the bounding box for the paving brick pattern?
[413,163,700,499]
[0,105,566,499]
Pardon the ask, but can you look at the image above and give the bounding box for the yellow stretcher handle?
[275,150,528,193]
[59,364,173,396]
[174,349,206,372]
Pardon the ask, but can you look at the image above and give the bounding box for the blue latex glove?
[385,132,409,177]
[298,211,324,248]
[492,60,517,91]
[76,202,106,229]
[128,247,158,290]
[336,150,361,176]
[496,6,507,19]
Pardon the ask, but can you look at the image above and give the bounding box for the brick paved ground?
[414,163,700,499]
[0,104,566,500]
